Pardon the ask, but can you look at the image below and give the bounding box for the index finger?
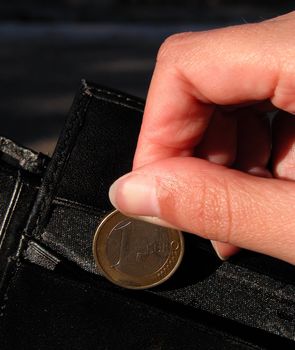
[132,21,285,169]
[133,60,214,169]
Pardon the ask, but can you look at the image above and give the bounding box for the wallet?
[0,80,294,349]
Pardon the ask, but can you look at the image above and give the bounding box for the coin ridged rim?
[93,210,184,290]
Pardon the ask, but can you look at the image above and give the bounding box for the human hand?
[109,12,295,264]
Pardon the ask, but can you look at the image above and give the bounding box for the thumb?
[109,157,295,265]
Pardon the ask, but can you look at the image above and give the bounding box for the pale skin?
[109,11,295,264]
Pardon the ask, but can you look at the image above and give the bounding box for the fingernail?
[247,167,272,178]
[109,173,160,217]
[131,215,180,230]
[207,154,234,166]
[211,240,229,261]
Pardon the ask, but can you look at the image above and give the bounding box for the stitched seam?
[31,91,91,239]
[88,87,145,108]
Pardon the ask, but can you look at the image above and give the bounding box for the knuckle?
[200,176,234,242]
[157,32,194,62]
[272,69,295,113]
[175,174,235,242]
[156,168,237,244]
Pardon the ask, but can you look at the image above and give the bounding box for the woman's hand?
[109,12,295,264]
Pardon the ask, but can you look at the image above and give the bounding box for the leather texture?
[0,80,294,349]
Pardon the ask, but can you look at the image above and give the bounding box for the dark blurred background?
[0,1,294,154]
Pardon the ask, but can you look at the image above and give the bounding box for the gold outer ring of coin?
[93,210,184,290]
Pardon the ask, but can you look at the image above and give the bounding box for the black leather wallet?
[0,80,294,349]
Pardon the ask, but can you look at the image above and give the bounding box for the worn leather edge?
[0,137,49,175]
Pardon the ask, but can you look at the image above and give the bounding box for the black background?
[0,1,293,153]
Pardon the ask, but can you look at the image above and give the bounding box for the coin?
[93,210,184,289]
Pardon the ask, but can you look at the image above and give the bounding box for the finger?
[195,109,237,165]
[272,111,295,180]
[213,111,272,260]
[235,109,272,177]
[132,61,214,169]
[110,157,295,265]
[193,109,239,259]
[133,18,295,169]
[211,241,240,261]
